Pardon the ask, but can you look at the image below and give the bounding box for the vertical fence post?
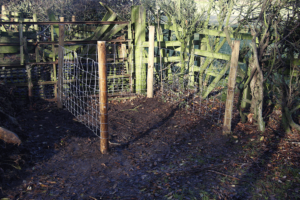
[127,19,133,92]
[147,26,155,98]
[71,15,76,39]
[57,17,64,108]
[49,16,57,99]
[97,41,109,154]
[19,21,24,65]
[223,40,240,135]
[132,5,146,93]
[24,36,33,108]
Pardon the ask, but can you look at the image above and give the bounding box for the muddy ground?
[0,93,300,199]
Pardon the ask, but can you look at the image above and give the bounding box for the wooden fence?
[0,5,130,103]
[1,4,257,103]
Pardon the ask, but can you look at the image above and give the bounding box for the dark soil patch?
[0,95,300,199]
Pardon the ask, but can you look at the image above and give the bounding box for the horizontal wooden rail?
[0,21,129,25]
[142,41,181,47]
[0,61,58,68]
[4,74,131,87]
[0,39,131,46]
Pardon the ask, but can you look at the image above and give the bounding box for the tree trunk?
[250,42,265,132]
[0,127,21,145]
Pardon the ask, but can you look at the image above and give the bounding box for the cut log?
[0,127,21,145]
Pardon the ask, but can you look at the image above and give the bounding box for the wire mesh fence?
[151,46,232,125]
[60,40,242,137]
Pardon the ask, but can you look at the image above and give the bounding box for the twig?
[121,105,142,112]
[207,170,241,181]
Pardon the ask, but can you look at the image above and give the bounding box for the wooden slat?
[0,21,129,25]
[0,39,131,46]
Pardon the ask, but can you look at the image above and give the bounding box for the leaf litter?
[0,95,299,199]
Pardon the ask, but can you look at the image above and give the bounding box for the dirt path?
[1,97,299,199]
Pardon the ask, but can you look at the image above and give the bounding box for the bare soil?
[0,94,300,199]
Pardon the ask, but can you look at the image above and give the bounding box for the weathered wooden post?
[24,37,33,108]
[127,20,133,92]
[147,26,155,98]
[97,41,109,154]
[132,5,146,93]
[19,21,24,66]
[223,40,240,135]
[48,14,58,99]
[57,17,64,108]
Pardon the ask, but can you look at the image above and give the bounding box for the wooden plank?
[161,24,253,40]
[0,21,129,25]
[19,22,24,65]
[26,64,33,107]
[194,49,231,60]
[51,16,57,99]
[223,41,240,135]
[142,41,231,61]
[97,41,109,154]
[0,39,131,46]
[147,26,155,98]
[57,17,64,109]
[5,74,131,87]
[142,41,181,47]
[133,6,146,93]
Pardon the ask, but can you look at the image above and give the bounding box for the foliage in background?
[234,0,300,133]
[1,0,140,21]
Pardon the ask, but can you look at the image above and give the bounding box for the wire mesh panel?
[150,46,231,125]
[60,43,146,137]
[60,36,241,133]
[62,47,102,137]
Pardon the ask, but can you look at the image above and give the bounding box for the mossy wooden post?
[132,5,146,93]
[57,17,65,109]
[128,19,133,92]
[0,6,5,59]
[71,15,76,39]
[147,26,155,98]
[24,36,33,108]
[188,35,195,87]
[33,13,41,70]
[50,15,57,99]
[19,21,24,65]
[223,41,240,135]
[97,41,109,154]
[156,23,164,92]
[198,36,206,92]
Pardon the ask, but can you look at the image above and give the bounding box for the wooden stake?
[50,16,57,99]
[147,26,155,98]
[26,64,33,107]
[97,41,109,154]
[19,21,24,65]
[57,17,64,108]
[132,6,146,93]
[223,40,240,135]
